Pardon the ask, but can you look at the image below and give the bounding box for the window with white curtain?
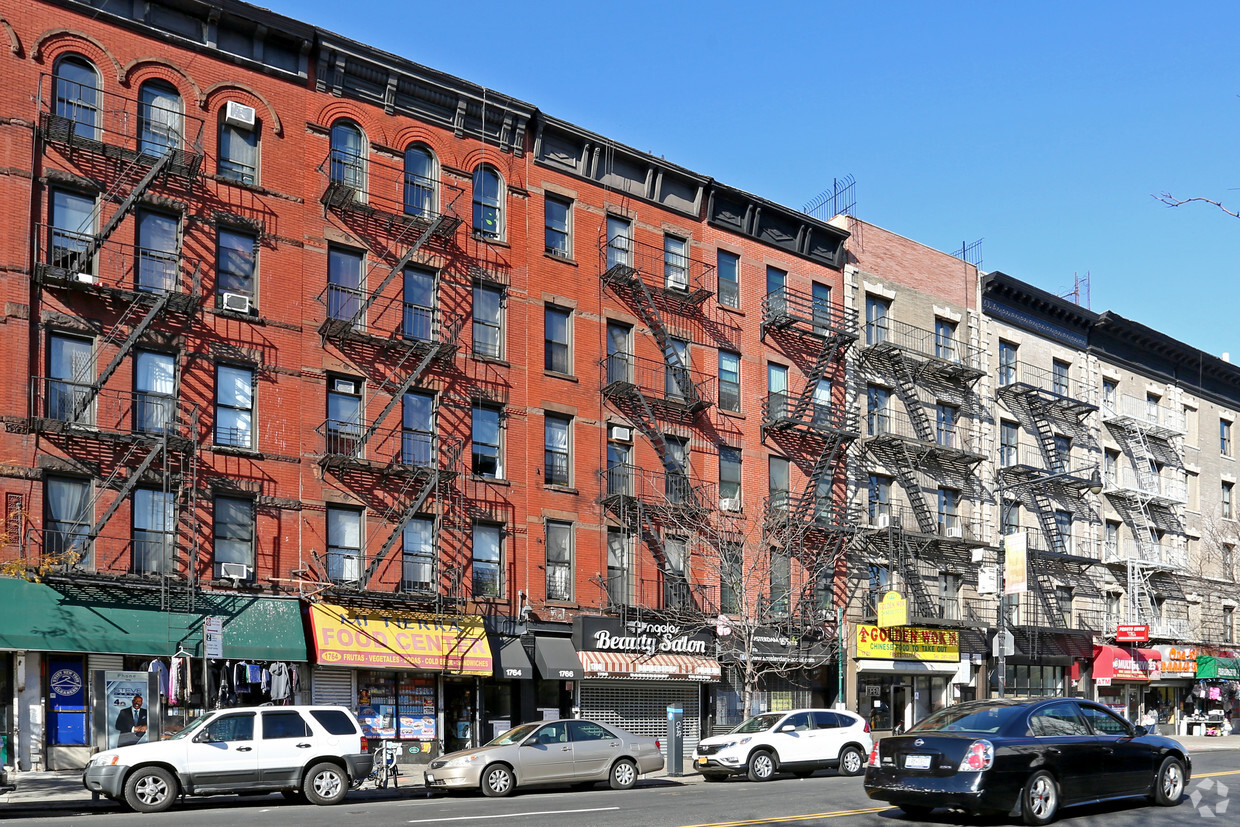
[49,188,95,271]
[46,476,91,567]
[48,333,93,425]
[545,521,572,601]
[134,350,175,434]
[132,488,174,575]
[219,110,258,184]
[402,516,434,592]
[138,80,183,156]
[544,414,571,487]
[214,365,253,448]
[326,506,361,583]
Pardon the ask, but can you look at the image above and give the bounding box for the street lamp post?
[994,467,1103,698]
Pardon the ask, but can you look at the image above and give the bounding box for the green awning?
[1196,655,1240,679]
[0,578,307,661]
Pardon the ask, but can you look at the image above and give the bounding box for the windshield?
[730,713,784,734]
[486,723,540,746]
[908,703,1025,735]
[166,714,212,741]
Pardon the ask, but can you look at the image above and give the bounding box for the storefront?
[478,622,583,742]
[306,602,492,766]
[0,579,306,771]
[1149,646,1197,735]
[1186,654,1240,735]
[853,624,961,734]
[573,616,721,767]
[714,627,838,731]
[1090,645,1161,722]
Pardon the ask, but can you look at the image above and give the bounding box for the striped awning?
[578,650,722,682]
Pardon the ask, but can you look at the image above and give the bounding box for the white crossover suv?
[693,708,873,782]
[82,705,373,812]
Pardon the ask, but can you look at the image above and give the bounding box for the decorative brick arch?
[459,149,513,183]
[390,125,449,158]
[122,58,201,103]
[31,29,123,83]
[202,82,283,137]
[315,101,386,147]
[0,16,22,56]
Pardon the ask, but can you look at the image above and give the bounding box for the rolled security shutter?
[311,667,354,707]
[579,681,699,763]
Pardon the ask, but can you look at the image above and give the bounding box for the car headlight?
[720,737,751,750]
[442,754,481,768]
[90,753,120,768]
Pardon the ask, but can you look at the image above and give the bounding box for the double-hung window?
[132,488,174,576]
[999,421,1019,466]
[46,477,91,566]
[606,216,632,270]
[213,495,254,580]
[401,391,435,467]
[472,404,502,478]
[326,376,362,457]
[936,403,958,448]
[935,318,957,361]
[327,246,363,323]
[1052,359,1070,397]
[472,523,502,598]
[215,365,253,448]
[48,333,93,426]
[217,228,256,305]
[664,235,688,292]
[134,350,175,434]
[404,145,436,217]
[718,351,740,412]
[544,195,571,258]
[545,521,572,602]
[402,516,434,592]
[719,448,741,509]
[403,267,436,342]
[138,80,183,156]
[472,166,503,240]
[998,341,1017,386]
[717,250,739,308]
[136,209,178,293]
[472,283,503,359]
[1224,482,1234,520]
[544,306,571,374]
[326,506,361,583]
[865,295,890,345]
[219,109,258,184]
[544,414,571,487]
[53,57,101,141]
[1222,419,1233,457]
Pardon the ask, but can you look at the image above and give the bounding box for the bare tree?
[1193,510,1239,582]
[1154,193,1240,220]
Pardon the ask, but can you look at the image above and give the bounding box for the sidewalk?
[2,737,1236,812]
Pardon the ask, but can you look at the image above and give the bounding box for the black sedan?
[863,697,1189,825]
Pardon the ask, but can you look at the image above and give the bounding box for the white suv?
[83,705,373,813]
[693,709,872,782]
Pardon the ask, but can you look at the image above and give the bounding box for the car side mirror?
[780,725,796,733]
[193,732,211,743]
[1134,726,1148,737]
[522,739,540,747]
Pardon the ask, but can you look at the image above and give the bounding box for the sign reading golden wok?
[856,624,960,662]
[308,603,492,674]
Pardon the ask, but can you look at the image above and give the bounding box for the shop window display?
[356,671,437,758]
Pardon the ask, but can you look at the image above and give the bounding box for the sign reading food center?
[857,624,959,662]
[309,602,492,675]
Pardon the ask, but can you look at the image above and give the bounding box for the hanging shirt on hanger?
[269,662,290,700]
[147,659,169,698]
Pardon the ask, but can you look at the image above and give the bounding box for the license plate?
[697,757,708,766]
[904,754,932,770]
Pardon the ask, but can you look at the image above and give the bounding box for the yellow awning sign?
[877,591,908,628]
[857,624,960,662]
[309,603,492,675]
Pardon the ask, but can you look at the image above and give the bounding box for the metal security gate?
[311,668,354,707]
[579,681,700,765]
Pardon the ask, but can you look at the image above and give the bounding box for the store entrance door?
[890,684,912,734]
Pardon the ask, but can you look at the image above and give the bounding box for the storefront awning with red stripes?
[578,650,722,681]
[1092,645,1162,682]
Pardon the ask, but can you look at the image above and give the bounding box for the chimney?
[1223,352,1231,363]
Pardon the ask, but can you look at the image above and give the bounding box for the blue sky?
[262,0,1240,359]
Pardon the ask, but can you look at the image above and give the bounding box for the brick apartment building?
[0,0,1236,775]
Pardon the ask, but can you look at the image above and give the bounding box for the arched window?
[472,165,503,240]
[218,103,259,184]
[138,80,183,156]
[329,120,366,194]
[52,55,101,141]
[404,144,437,217]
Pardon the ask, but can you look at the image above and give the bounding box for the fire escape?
[996,362,1100,637]
[314,151,467,604]
[598,233,723,618]
[1100,394,1188,639]
[17,76,208,608]
[858,317,987,625]
[760,286,860,611]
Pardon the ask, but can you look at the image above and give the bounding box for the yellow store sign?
[308,603,492,674]
[857,624,959,662]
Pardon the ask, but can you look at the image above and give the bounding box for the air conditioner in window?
[876,513,892,529]
[945,526,964,539]
[608,424,633,443]
[223,101,256,130]
[72,272,95,284]
[221,292,252,314]
[220,562,251,580]
[719,498,741,512]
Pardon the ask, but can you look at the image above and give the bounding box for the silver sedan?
[425,719,665,797]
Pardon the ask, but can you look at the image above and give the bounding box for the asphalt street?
[4,752,1239,826]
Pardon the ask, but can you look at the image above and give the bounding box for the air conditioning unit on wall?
[224,101,256,130]
[220,562,251,580]
[876,513,891,528]
[945,526,963,539]
[719,498,740,512]
[221,292,252,314]
[608,424,632,442]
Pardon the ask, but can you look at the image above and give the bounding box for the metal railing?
[320,149,464,226]
[27,527,184,578]
[600,353,717,410]
[603,463,717,511]
[1104,613,1192,640]
[38,73,204,173]
[1102,540,1188,570]
[1102,467,1188,504]
[997,362,1097,407]
[605,573,721,615]
[763,391,859,435]
[318,419,462,471]
[1101,394,1187,437]
[599,235,715,304]
[864,503,983,542]
[866,408,984,456]
[35,224,201,299]
[761,287,859,340]
[862,317,985,371]
[31,377,198,443]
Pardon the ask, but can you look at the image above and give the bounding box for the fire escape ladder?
[888,529,936,618]
[888,441,937,534]
[351,342,442,458]
[624,275,699,406]
[889,350,935,444]
[616,385,679,478]
[1127,559,1158,626]
[1027,486,1066,554]
[71,291,173,422]
[76,151,176,272]
[1027,404,1062,469]
[789,345,838,422]
[345,212,450,332]
[360,469,441,588]
[87,441,165,540]
[631,499,669,571]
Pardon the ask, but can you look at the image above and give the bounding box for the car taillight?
[863,720,871,734]
[867,742,880,767]
[957,740,994,772]
[655,739,661,751]
[360,736,369,753]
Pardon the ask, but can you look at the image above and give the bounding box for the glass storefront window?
[991,664,1065,697]
[357,670,437,743]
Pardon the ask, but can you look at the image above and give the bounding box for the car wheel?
[701,773,728,782]
[481,764,515,797]
[1151,756,1185,806]
[303,762,348,806]
[609,758,638,790]
[1020,769,1059,826]
[747,749,776,782]
[897,805,935,819]
[838,746,865,777]
[123,766,178,814]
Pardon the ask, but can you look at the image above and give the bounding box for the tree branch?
[1154,192,1240,220]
